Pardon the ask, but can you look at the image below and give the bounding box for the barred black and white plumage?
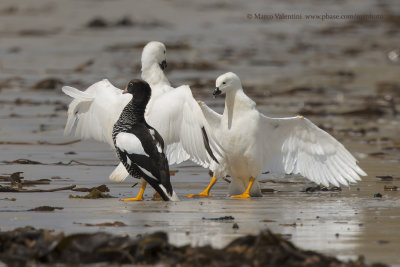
[112,79,178,201]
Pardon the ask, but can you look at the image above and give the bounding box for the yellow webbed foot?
[230,192,251,199]
[120,196,144,201]
[153,190,163,200]
[187,177,217,198]
[120,180,147,201]
[187,192,212,198]
[230,177,255,199]
[169,170,178,176]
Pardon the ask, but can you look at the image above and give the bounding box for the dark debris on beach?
[0,227,386,267]
[69,188,115,199]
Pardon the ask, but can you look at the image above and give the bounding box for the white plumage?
[63,80,132,147]
[260,116,365,187]
[62,41,222,183]
[146,85,221,167]
[197,72,366,198]
[137,166,158,180]
[109,162,130,182]
[115,132,149,157]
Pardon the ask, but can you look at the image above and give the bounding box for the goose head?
[214,72,242,96]
[123,79,152,107]
[141,41,167,71]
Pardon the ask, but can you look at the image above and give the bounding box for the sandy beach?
[1,0,400,265]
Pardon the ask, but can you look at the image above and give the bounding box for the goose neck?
[121,100,146,124]
[141,64,170,87]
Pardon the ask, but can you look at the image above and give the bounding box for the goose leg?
[231,177,255,199]
[187,177,217,198]
[153,190,162,200]
[120,180,147,201]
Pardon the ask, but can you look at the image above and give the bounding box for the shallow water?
[1,0,400,265]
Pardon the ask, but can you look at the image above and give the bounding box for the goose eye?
[222,82,226,85]
[129,83,133,87]
[164,50,166,54]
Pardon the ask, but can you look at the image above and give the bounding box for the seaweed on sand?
[0,227,385,267]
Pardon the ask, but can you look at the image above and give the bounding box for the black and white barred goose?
[112,79,178,201]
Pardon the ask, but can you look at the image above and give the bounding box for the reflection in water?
[88,166,400,265]
[0,147,398,265]
[121,190,363,256]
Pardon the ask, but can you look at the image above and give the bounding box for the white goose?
[191,72,366,198]
[62,42,221,200]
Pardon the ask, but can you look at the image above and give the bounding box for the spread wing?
[198,101,223,131]
[63,81,222,182]
[62,79,132,147]
[146,85,223,167]
[260,115,366,187]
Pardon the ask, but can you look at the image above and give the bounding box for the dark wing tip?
[201,127,219,164]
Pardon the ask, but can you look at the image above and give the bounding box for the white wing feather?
[62,86,94,101]
[115,132,148,157]
[260,115,366,186]
[109,162,129,182]
[165,142,190,165]
[198,102,222,134]
[62,79,132,147]
[146,85,223,167]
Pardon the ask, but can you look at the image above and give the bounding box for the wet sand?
[1,0,400,265]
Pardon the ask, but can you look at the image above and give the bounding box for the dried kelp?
[202,216,235,221]
[69,189,114,199]
[0,185,76,193]
[302,185,342,192]
[28,206,64,212]
[2,159,115,167]
[0,227,383,266]
[72,184,110,193]
[73,221,126,227]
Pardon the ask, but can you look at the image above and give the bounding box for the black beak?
[159,60,167,70]
[213,87,222,97]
